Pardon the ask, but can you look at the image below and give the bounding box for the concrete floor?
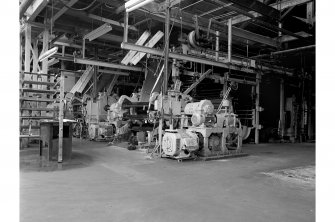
[20,139,315,222]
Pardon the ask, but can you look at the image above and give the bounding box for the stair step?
[20,107,56,111]
[20,97,57,102]
[21,80,55,86]
[21,88,57,94]
[20,116,54,119]
[20,125,40,129]
[19,134,41,138]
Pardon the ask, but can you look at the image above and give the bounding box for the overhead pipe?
[121,42,295,75]
[272,45,315,55]
[19,0,35,19]
[251,45,315,59]
[121,42,254,72]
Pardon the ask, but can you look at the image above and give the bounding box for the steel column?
[215,31,219,61]
[41,25,49,116]
[255,72,261,144]
[24,24,31,73]
[280,78,285,138]
[58,66,65,165]
[164,0,170,95]
[228,18,232,63]
[160,0,171,156]
[123,12,129,43]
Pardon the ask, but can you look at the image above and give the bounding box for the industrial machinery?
[106,63,170,142]
[161,99,243,160]
[107,92,149,139]
[85,92,118,140]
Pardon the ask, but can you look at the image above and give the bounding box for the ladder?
[19,71,59,148]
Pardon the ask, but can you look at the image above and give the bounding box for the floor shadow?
[20,148,94,172]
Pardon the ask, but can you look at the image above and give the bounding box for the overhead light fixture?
[84,23,113,41]
[48,58,59,67]
[38,46,59,62]
[74,58,143,72]
[125,0,154,13]
[98,69,130,76]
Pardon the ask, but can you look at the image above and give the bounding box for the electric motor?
[184,100,214,115]
[191,113,216,127]
[162,130,199,157]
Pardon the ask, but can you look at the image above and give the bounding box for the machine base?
[161,154,197,162]
[161,152,248,162]
[197,152,249,161]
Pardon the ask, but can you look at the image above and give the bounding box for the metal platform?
[20,97,57,102]
[21,88,57,94]
[21,80,55,86]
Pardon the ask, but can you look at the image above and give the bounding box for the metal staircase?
[19,71,59,148]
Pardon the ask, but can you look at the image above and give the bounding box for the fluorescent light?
[98,69,130,76]
[74,58,143,72]
[84,23,113,41]
[125,0,146,9]
[125,0,154,12]
[48,58,59,66]
[38,46,59,62]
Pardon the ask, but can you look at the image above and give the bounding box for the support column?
[300,78,306,142]
[278,22,282,50]
[255,72,261,144]
[123,12,129,43]
[32,41,39,125]
[24,24,31,79]
[20,35,23,73]
[215,31,219,61]
[227,18,232,63]
[58,68,65,165]
[159,0,170,156]
[223,72,228,96]
[42,30,49,74]
[41,27,49,116]
[93,47,98,101]
[23,24,32,136]
[24,24,31,74]
[163,0,170,95]
[279,78,285,138]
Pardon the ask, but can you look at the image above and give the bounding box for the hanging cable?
[104,3,114,9]
[59,0,97,11]
[51,0,53,36]
[152,3,180,77]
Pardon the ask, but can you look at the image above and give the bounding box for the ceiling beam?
[229,0,312,25]
[280,5,296,20]
[52,0,79,22]
[121,42,294,75]
[98,69,130,76]
[64,10,138,31]
[25,0,49,22]
[19,0,35,19]
[224,0,280,20]
[276,31,312,43]
[121,42,256,73]
[139,8,277,47]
